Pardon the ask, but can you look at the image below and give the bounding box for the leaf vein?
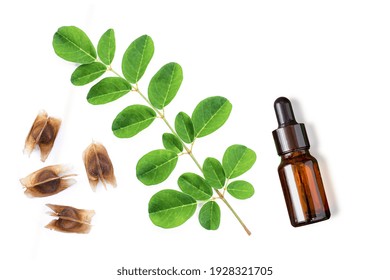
[74,69,106,82]
[57,32,95,60]
[196,100,228,138]
[149,203,197,215]
[139,156,177,177]
[114,117,155,132]
[227,150,248,178]
[136,36,148,82]
[162,65,175,107]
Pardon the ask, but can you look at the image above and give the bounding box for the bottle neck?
[272,123,310,156]
[281,148,311,160]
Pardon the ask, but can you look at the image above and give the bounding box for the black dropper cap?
[272,97,310,155]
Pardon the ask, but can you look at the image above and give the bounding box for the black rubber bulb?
[274,97,298,128]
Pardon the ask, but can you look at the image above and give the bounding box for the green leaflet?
[122,35,154,83]
[199,201,221,230]
[53,26,96,64]
[149,189,197,228]
[112,105,156,138]
[192,96,232,138]
[136,149,178,186]
[178,173,212,201]
[202,157,225,189]
[223,145,256,179]
[148,62,183,109]
[227,180,255,200]
[162,133,183,153]
[98,28,116,65]
[175,112,194,144]
[87,77,131,105]
[71,62,107,86]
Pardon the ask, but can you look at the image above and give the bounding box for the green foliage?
[52,26,257,235]
[87,77,131,105]
[199,201,221,230]
[71,62,107,86]
[192,96,232,138]
[149,190,197,228]
[98,29,116,65]
[223,144,257,179]
[175,112,194,144]
[148,62,183,109]
[162,133,183,153]
[122,35,154,83]
[112,105,156,138]
[136,149,178,186]
[202,157,225,189]
[227,181,255,199]
[53,26,96,64]
[178,173,213,201]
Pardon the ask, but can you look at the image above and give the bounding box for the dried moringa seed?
[20,164,76,197]
[45,204,95,234]
[83,141,116,191]
[24,110,61,162]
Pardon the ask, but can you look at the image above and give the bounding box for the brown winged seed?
[83,141,116,191]
[20,165,76,197]
[45,204,95,234]
[24,110,61,162]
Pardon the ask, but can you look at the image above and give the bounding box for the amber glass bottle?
[272,97,330,227]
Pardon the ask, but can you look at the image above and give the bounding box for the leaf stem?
[138,89,160,114]
[218,193,252,235]
[108,67,122,78]
[110,67,251,235]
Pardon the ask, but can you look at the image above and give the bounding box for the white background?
[1,0,389,279]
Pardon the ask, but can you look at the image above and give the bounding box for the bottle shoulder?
[278,150,318,168]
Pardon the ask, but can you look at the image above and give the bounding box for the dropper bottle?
[272,97,331,227]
